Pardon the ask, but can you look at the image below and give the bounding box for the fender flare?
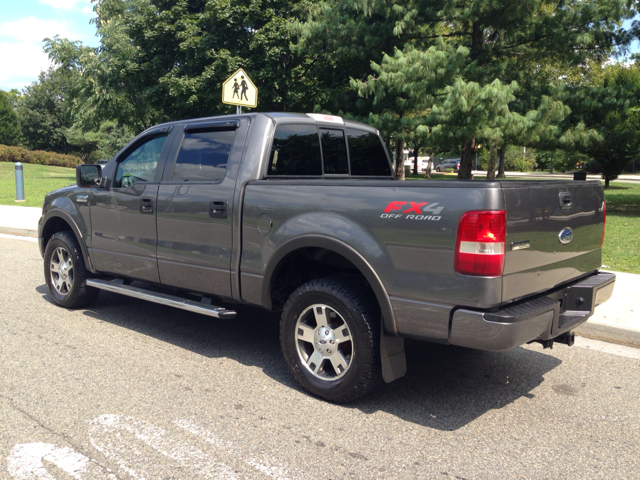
[40,210,95,273]
[261,235,398,335]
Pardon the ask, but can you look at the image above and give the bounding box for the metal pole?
[236,105,242,115]
[15,162,25,202]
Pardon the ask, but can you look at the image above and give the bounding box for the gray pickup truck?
[39,112,615,402]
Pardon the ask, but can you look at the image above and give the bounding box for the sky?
[0,2,638,93]
[0,0,99,91]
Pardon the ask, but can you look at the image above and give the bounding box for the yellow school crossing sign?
[222,68,258,109]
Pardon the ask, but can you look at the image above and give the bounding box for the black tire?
[280,277,382,403]
[44,231,100,309]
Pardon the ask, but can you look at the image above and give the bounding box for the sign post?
[222,68,258,113]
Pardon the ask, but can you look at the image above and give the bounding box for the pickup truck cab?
[39,112,615,402]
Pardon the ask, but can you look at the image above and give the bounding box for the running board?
[86,279,237,319]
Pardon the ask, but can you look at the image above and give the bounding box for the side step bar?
[86,279,237,319]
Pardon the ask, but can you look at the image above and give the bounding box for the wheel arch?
[262,235,397,335]
[40,212,94,273]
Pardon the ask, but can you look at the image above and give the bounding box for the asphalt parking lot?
[1,236,639,479]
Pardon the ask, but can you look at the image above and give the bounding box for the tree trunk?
[423,149,434,179]
[458,137,475,179]
[486,143,497,180]
[497,144,506,178]
[394,137,405,180]
[413,146,419,175]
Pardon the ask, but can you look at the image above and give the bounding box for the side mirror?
[76,164,102,188]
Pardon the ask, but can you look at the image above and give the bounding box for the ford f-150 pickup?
[39,112,615,402]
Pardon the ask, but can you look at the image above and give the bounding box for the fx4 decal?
[381,201,444,221]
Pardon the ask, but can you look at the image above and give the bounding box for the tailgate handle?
[559,192,572,210]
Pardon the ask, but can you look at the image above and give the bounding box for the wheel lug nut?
[330,340,335,344]
[324,330,329,335]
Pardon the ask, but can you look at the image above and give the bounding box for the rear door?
[155,119,247,297]
[501,180,605,303]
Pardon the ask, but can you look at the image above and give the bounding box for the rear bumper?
[450,272,615,351]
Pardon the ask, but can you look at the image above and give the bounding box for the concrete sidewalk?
[1,205,638,348]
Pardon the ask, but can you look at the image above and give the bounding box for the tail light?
[455,210,506,276]
[601,201,606,247]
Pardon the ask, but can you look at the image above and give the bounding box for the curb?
[575,321,640,349]
[0,226,38,238]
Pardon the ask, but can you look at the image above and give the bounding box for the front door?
[89,130,172,283]
[156,119,245,298]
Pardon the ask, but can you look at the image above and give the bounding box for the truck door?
[89,128,173,282]
[156,119,245,298]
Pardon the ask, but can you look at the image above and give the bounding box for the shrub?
[0,144,81,168]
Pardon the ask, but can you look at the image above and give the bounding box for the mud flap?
[380,326,406,383]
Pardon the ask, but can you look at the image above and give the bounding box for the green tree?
[17,68,76,153]
[300,0,635,179]
[45,0,330,131]
[0,90,22,146]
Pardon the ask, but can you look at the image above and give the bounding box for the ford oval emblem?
[558,227,573,245]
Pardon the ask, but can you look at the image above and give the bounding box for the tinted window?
[346,129,391,176]
[320,128,348,174]
[268,124,321,176]
[172,129,236,182]
[114,135,167,189]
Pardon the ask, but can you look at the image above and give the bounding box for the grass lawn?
[0,162,76,207]
[602,213,640,274]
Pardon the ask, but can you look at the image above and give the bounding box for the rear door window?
[172,129,236,182]
[268,124,322,176]
[346,129,392,176]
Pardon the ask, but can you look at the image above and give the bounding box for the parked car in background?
[436,159,460,172]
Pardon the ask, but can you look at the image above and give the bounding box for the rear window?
[172,129,236,182]
[320,128,348,174]
[268,124,322,176]
[267,124,391,177]
[346,129,391,176]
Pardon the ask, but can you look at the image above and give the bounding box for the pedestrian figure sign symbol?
[222,68,257,108]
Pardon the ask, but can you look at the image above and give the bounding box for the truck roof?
[147,112,378,134]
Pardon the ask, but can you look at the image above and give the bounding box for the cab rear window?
[267,124,391,177]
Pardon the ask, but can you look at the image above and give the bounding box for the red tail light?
[601,201,606,247]
[455,210,506,276]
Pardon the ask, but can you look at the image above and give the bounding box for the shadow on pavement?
[36,282,562,431]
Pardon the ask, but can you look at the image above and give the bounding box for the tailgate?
[501,180,605,304]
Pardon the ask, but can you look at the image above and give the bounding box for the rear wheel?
[280,277,382,403]
[44,231,99,308]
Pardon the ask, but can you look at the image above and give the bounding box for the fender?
[262,234,398,336]
[40,209,95,274]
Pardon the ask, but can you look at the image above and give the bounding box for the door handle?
[210,200,228,219]
[140,198,154,214]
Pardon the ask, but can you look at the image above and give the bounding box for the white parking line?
[574,336,640,359]
[90,414,238,480]
[7,443,116,480]
[175,419,304,480]
[0,234,38,242]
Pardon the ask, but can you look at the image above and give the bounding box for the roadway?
[1,236,639,479]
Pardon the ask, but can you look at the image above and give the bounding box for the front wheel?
[280,277,382,403]
[44,231,100,309]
